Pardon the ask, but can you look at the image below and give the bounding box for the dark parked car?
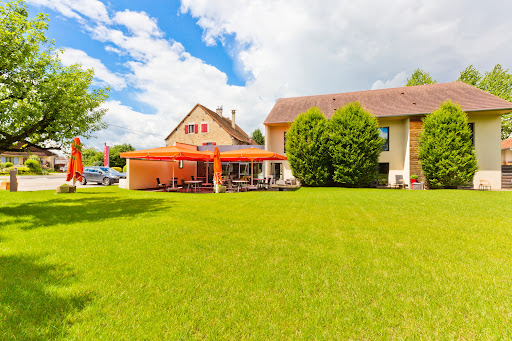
[81,166,126,186]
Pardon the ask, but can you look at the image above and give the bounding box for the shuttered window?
[201,123,208,133]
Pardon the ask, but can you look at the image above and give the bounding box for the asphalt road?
[1,173,115,192]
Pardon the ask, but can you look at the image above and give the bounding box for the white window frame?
[187,123,195,134]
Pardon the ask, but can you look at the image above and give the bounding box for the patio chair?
[479,180,491,190]
[265,176,274,190]
[395,175,407,189]
[156,178,167,190]
[225,179,236,193]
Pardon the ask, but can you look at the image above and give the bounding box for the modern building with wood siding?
[264,82,512,189]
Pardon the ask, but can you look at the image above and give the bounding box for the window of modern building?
[379,127,389,151]
[468,123,475,145]
[283,132,287,153]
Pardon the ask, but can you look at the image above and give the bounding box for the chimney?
[216,106,223,116]
[231,109,236,129]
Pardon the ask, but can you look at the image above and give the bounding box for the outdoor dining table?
[169,178,179,187]
[184,180,203,192]
[232,179,248,191]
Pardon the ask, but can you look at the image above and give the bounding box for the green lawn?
[1,187,512,339]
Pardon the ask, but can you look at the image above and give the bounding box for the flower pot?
[410,179,418,186]
[0,181,10,190]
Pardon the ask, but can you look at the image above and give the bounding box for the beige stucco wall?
[502,149,512,164]
[468,114,502,189]
[265,124,293,180]
[377,117,409,184]
[265,112,503,188]
[126,159,196,190]
[1,154,55,167]
[166,106,237,146]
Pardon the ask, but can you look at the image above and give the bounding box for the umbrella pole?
[251,160,254,186]
[172,158,175,188]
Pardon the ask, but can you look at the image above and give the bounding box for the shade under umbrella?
[219,148,287,185]
[66,137,83,186]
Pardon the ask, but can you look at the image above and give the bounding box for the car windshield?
[99,167,119,173]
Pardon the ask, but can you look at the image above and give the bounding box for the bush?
[123,165,127,172]
[329,102,384,187]
[419,100,478,188]
[92,161,103,166]
[285,107,330,186]
[25,159,42,173]
[4,162,13,168]
[17,166,31,173]
[111,167,122,172]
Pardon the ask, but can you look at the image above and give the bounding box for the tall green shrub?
[25,159,41,173]
[329,102,384,187]
[285,107,330,186]
[419,100,478,188]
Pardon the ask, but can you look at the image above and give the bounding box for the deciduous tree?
[0,0,109,152]
[406,68,437,86]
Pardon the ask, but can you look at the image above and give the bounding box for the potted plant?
[56,183,76,193]
[410,174,418,186]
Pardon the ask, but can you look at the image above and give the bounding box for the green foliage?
[92,161,103,167]
[109,144,135,168]
[0,0,109,152]
[111,167,122,172]
[123,165,127,172]
[17,166,30,173]
[419,101,478,188]
[406,68,437,86]
[4,162,13,168]
[24,158,41,173]
[459,64,512,138]
[251,128,265,145]
[81,146,103,166]
[285,107,330,186]
[410,174,418,180]
[329,102,384,187]
[457,65,482,87]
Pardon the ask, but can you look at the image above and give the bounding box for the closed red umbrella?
[66,137,83,186]
[213,147,222,193]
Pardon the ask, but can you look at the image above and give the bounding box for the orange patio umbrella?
[219,147,287,185]
[66,137,83,186]
[213,147,222,193]
[121,146,213,188]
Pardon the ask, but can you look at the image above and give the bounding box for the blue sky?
[23,0,512,150]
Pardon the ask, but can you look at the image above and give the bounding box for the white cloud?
[113,10,163,38]
[30,0,512,150]
[59,48,127,90]
[28,0,109,23]
[371,72,407,90]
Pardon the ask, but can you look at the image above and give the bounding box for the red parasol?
[66,137,83,184]
[213,147,222,192]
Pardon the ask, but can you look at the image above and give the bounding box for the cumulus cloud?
[28,0,109,23]
[28,0,512,150]
[371,72,407,90]
[60,48,127,90]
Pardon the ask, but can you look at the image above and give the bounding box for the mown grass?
[1,187,512,339]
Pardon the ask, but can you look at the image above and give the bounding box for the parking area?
[1,173,115,192]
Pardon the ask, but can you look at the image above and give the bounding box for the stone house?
[165,104,252,147]
[264,82,512,189]
[0,141,57,168]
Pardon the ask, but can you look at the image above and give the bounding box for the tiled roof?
[199,104,251,144]
[165,104,251,144]
[501,139,512,149]
[264,82,512,124]
[0,141,57,156]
